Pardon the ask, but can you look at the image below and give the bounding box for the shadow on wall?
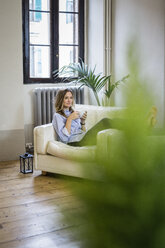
[0,106,25,161]
[0,129,25,161]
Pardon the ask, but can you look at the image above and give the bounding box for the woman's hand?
[68,111,80,121]
[65,111,79,134]
[80,111,87,124]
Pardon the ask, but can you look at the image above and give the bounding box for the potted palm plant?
[53,61,128,106]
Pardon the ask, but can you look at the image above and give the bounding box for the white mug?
[75,110,86,118]
[79,110,87,118]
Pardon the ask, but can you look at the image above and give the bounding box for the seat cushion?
[47,140,96,162]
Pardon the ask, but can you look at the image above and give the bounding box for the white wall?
[86,0,105,105]
[0,0,24,131]
[112,0,165,125]
[87,0,104,72]
[0,0,25,160]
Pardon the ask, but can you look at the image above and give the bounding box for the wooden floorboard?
[0,160,81,248]
[0,227,80,248]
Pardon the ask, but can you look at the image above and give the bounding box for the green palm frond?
[103,74,129,101]
[95,75,111,92]
[53,61,93,80]
[115,74,129,85]
[53,61,129,106]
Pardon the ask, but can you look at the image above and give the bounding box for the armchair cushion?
[47,140,96,162]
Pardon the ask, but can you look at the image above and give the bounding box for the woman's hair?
[55,89,74,117]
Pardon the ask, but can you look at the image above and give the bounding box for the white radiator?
[34,86,84,126]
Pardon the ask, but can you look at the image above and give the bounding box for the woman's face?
[63,91,73,109]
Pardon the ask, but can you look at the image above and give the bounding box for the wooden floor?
[0,160,81,248]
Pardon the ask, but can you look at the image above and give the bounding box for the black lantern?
[19,152,33,174]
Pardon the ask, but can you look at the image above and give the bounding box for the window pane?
[59,46,78,76]
[30,46,50,78]
[29,0,50,11]
[59,0,78,12]
[29,12,50,45]
[59,13,78,45]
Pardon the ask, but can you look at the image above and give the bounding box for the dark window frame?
[22,0,84,84]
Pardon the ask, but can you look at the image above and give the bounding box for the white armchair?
[34,104,125,178]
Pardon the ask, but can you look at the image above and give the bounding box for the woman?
[52,89,115,146]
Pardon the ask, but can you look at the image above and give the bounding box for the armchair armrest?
[34,123,56,155]
[96,129,123,162]
[34,123,56,169]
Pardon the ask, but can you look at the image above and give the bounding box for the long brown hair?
[55,89,74,117]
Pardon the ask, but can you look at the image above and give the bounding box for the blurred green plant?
[60,42,165,248]
[53,61,128,106]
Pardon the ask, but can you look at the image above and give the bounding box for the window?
[22,0,84,84]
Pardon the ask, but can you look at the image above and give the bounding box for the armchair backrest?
[75,104,126,130]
